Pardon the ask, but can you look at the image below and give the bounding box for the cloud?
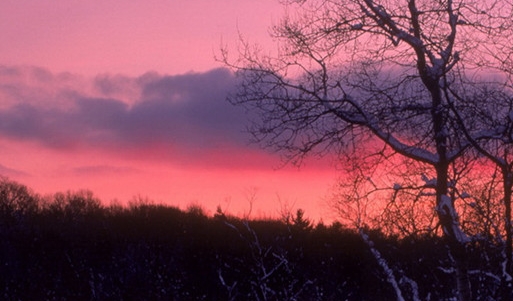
[0,163,29,177]
[0,66,272,168]
[72,165,139,176]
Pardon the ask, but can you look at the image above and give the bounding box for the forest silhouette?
[0,177,504,300]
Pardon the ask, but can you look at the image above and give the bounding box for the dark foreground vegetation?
[0,178,504,300]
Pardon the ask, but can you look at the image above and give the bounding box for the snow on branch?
[437,195,470,244]
[320,93,439,165]
[360,229,406,301]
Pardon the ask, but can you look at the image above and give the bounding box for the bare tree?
[449,85,513,298]
[223,0,513,300]
[219,217,314,300]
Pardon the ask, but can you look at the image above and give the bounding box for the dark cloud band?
[0,66,269,168]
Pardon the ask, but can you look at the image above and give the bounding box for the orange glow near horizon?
[0,137,339,223]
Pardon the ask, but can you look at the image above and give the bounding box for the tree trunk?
[452,240,471,301]
[431,73,470,299]
[435,164,472,301]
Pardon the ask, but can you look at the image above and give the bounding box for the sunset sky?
[0,0,340,221]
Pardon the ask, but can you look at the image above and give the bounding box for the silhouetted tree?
[292,208,312,232]
[0,177,39,220]
[222,0,513,299]
[450,90,513,297]
[2,177,502,299]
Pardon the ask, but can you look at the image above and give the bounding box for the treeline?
[0,178,502,300]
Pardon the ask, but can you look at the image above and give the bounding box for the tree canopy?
[223,0,513,300]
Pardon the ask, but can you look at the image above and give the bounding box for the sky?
[0,0,340,221]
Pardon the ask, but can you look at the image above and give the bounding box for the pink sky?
[0,0,281,75]
[0,0,340,222]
